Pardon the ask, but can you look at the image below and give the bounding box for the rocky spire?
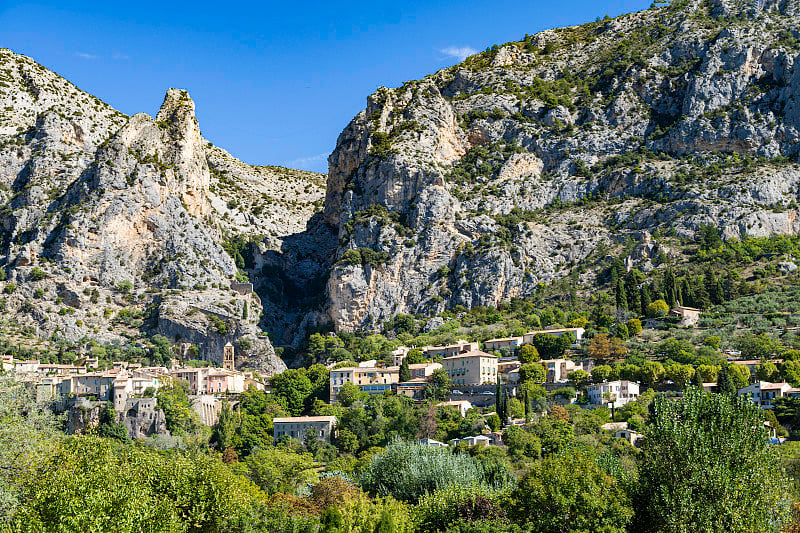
[155,88,211,217]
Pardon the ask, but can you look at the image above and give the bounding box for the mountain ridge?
[318,0,800,332]
[5,0,800,359]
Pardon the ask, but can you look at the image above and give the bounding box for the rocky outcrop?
[122,397,168,440]
[0,49,322,374]
[65,399,103,435]
[156,289,286,374]
[320,3,800,331]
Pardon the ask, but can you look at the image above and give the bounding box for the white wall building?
[587,380,639,407]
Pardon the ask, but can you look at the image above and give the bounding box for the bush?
[509,449,632,532]
[117,280,133,294]
[359,439,492,502]
[626,318,642,336]
[245,446,318,495]
[28,268,46,281]
[646,299,670,318]
[3,283,16,294]
[414,485,507,532]
[11,436,270,532]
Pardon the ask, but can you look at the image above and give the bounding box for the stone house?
[669,305,701,326]
[122,397,168,440]
[273,416,337,443]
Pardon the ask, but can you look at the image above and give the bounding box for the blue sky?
[1,0,651,173]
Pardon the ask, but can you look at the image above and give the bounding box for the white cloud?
[284,152,328,169]
[75,52,98,60]
[438,46,478,62]
[112,52,130,61]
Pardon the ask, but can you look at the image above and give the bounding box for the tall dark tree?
[615,279,628,311]
[717,364,736,395]
[705,268,724,306]
[723,271,741,301]
[495,380,502,418]
[625,270,643,314]
[692,274,711,309]
[502,389,510,424]
[399,357,411,382]
[662,267,677,308]
[640,284,652,317]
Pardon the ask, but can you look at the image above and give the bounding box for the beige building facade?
[442,351,498,386]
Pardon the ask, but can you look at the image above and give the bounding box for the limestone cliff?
[0,49,326,374]
[321,0,800,331]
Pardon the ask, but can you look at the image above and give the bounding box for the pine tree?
[693,274,711,309]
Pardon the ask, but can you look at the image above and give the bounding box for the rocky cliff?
[7,0,800,350]
[0,49,324,374]
[321,0,800,331]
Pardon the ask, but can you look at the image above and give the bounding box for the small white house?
[450,435,492,447]
[418,438,448,447]
[738,381,800,409]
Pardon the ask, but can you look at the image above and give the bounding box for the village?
[5,302,796,447]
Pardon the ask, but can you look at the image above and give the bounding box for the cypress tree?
[640,284,652,317]
[399,356,411,382]
[625,273,641,314]
[680,278,692,307]
[523,385,530,422]
[717,364,736,395]
[663,267,676,307]
[705,268,724,305]
[615,279,628,310]
[495,381,502,417]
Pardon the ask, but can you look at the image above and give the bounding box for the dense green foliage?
[633,388,790,532]
[359,439,499,502]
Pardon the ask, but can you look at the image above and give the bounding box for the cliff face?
[8,0,800,349]
[0,49,325,374]
[322,0,800,331]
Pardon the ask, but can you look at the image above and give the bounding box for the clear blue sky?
[1,0,651,173]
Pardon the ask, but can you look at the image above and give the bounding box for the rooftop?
[443,350,498,360]
[273,416,337,423]
[525,328,584,334]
